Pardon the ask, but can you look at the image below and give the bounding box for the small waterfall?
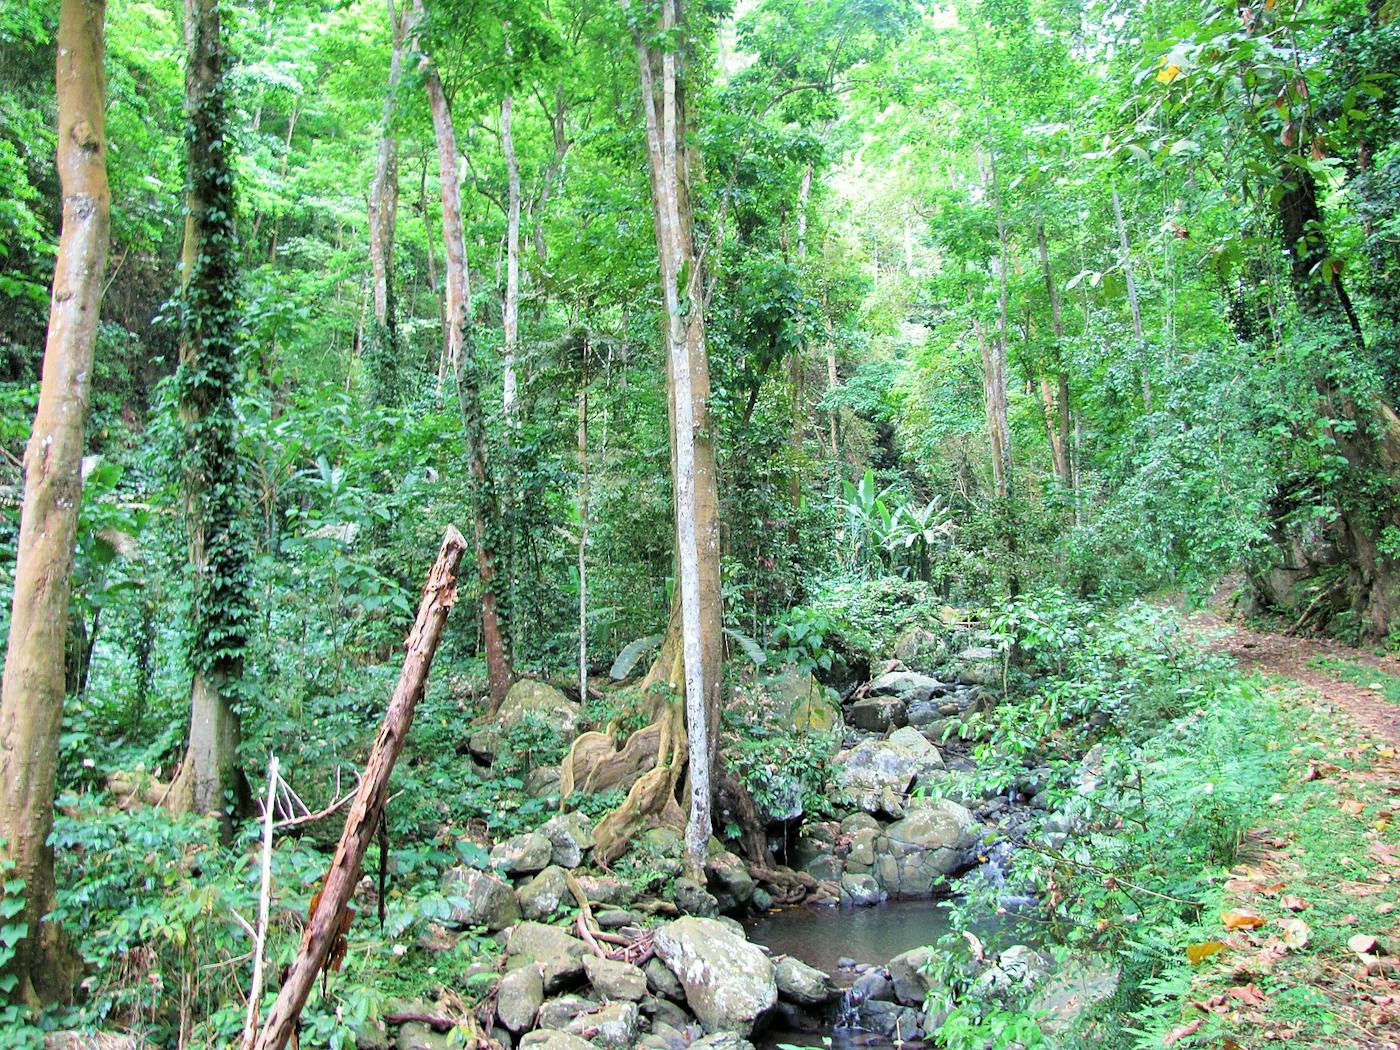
[976,839,1035,908]
[833,985,864,1031]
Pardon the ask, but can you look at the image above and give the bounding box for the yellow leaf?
[1186,940,1227,964]
[1157,64,1182,83]
[1265,0,1276,9]
[1222,909,1267,930]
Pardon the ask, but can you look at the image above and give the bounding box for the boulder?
[764,667,843,734]
[536,995,597,1030]
[855,1000,925,1039]
[496,966,545,1033]
[396,1024,455,1050]
[867,670,944,704]
[566,1001,639,1048]
[583,955,648,1000]
[951,646,1001,688]
[976,945,1052,997]
[689,1036,755,1050]
[527,766,562,798]
[673,877,719,917]
[888,946,935,1006]
[848,696,907,732]
[874,799,979,897]
[653,917,778,1033]
[539,812,595,869]
[491,831,552,876]
[637,1021,690,1050]
[774,957,839,1005]
[506,922,588,992]
[500,679,581,735]
[849,969,894,1004]
[1030,956,1119,1036]
[845,826,878,870]
[705,850,756,905]
[840,873,885,907]
[576,873,631,905]
[645,956,686,1000]
[518,865,572,921]
[519,1032,594,1050]
[834,729,945,814]
[441,867,519,930]
[893,627,946,670]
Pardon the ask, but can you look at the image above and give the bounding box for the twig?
[272,779,358,831]
[240,755,280,1050]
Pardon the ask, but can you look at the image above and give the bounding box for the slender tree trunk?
[0,0,109,1005]
[577,382,588,706]
[415,1,514,708]
[366,0,407,404]
[1035,214,1071,485]
[825,302,838,454]
[167,0,251,838]
[631,0,722,879]
[982,147,1012,499]
[501,90,521,420]
[1112,187,1151,414]
[788,160,813,514]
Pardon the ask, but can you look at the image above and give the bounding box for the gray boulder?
[539,812,595,868]
[496,966,545,1033]
[645,956,685,1000]
[518,865,571,921]
[839,873,885,907]
[848,696,907,732]
[519,1032,594,1050]
[505,922,588,992]
[867,670,944,704]
[835,728,945,814]
[583,955,648,1000]
[774,957,839,1005]
[673,877,720,917]
[874,798,979,897]
[653,917,777,1033]
[441,866,519,930]
[566,1001,638,1048]
[888,946,935,1006]
[491,831,552,876]
[500,680,582,735]
[395,1024,455,1050]
[689,1037,755,1050]
[705,850,756,905]
[536,995,597,1030]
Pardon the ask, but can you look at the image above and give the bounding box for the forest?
[2,0,1400,1046]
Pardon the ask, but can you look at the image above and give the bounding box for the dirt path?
[1197,615,1400,745]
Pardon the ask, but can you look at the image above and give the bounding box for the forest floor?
[1167,612,1400,1047]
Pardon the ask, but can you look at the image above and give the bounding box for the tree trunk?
[167,0,250,838]
[414,2,514,709]
[366,0,408,405]
[788,161,813,514]
[250,528,468,1050]
[1112,187,1152,414]
[981,147,1012,499]
[0,0,109,1005]
[501,90,521,420]
[577,382,588,705]
[1035,214,1071,486]
[631,0,723,879]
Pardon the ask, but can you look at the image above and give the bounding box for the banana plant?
[840,468,901,571]
[887,497,956,583]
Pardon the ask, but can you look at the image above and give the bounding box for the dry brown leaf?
[1281,895,1310,911]
[1164,1018,1203,1046]
[1350,933,1381,956]
[1222,909,1267,930]
[1280,918,1310,948]
[1228,983,1268,1007]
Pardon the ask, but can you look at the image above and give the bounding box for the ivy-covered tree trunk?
[167,0,251,838]
[0,0,109,1005]
[415,0,514,710]
[366,0,408,406]
[632,0,724,879]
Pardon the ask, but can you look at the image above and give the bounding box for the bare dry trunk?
[979,146,1012,499]
[501,90,521,420]
[250,528,468,1050]
[577,384,589,705]
[1034,215,1071,485]
[365,0,408,401]
[0,0,109,1005]
[1112,188,1151,414]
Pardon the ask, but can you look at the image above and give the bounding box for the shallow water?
[745,898,959,982]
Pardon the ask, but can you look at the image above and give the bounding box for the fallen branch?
[239,755,280,1050]
[383,1012,458,1032]
[252,527,469,1050]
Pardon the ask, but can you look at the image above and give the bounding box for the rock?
[441,867,519,930]
[356,1017,391,1050]
[705,850,756,905]
[688,1036,755,1050]
[835,730,945,814]
[583,955,648,1000]
[566,1001,638,1048]
[637,1021,690,1050]
[874,799,979,897]
[1030,957,1119,1036]
[641,825,685,855]
[496,966,545,1033]
[505,922,588,992]
[849,969,894,1004]
[893,627,946,670]
[750,887,773,912]
[500,679,581,735]
[673,877,720,917]
[396,1024,456,1050]
[888,946,935,1005]
[771,1000,823,1032]
[527,766,562,798]
[595,907,639,928]
[867,670,944,704]
[774,957,839,1005]
[491,831,553,876]
[469,728,502,762]
[645,956,686,1000]
[849,696,908,732]
[576,874,631,905]
[839,873,885,907]
[518,1032,593,1050]
[846,826,878,870]
[977,945,1052,996]
[763,666,843,734]
[952,647,1002,688]
[653,917,778,1033]
[518,865,571,921]
[641,994,693,1030]
[536,995,597,1030]
[539,812,595,868]
[855,1000,925,1039]
[841,812,881,833]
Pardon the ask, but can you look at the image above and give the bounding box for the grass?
[1307,655,1400,706]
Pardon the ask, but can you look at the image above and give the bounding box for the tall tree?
[0,0,110,1005]
[366,0,410,405]
[629,0,723,877]
[167,0,253,833]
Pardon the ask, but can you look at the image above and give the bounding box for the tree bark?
[501,89,521,420]
[1034,214,1071,485]
[250,528,468,1050]
[415,2,513,708]
[0,0,109,1006]
[577,382,589,706]
[366,0,408,404]
[981,147,1012,499]
[1112,187,1152,414]
[630,0,723,879]
[167,0,250,838]
[788,161,813,514]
